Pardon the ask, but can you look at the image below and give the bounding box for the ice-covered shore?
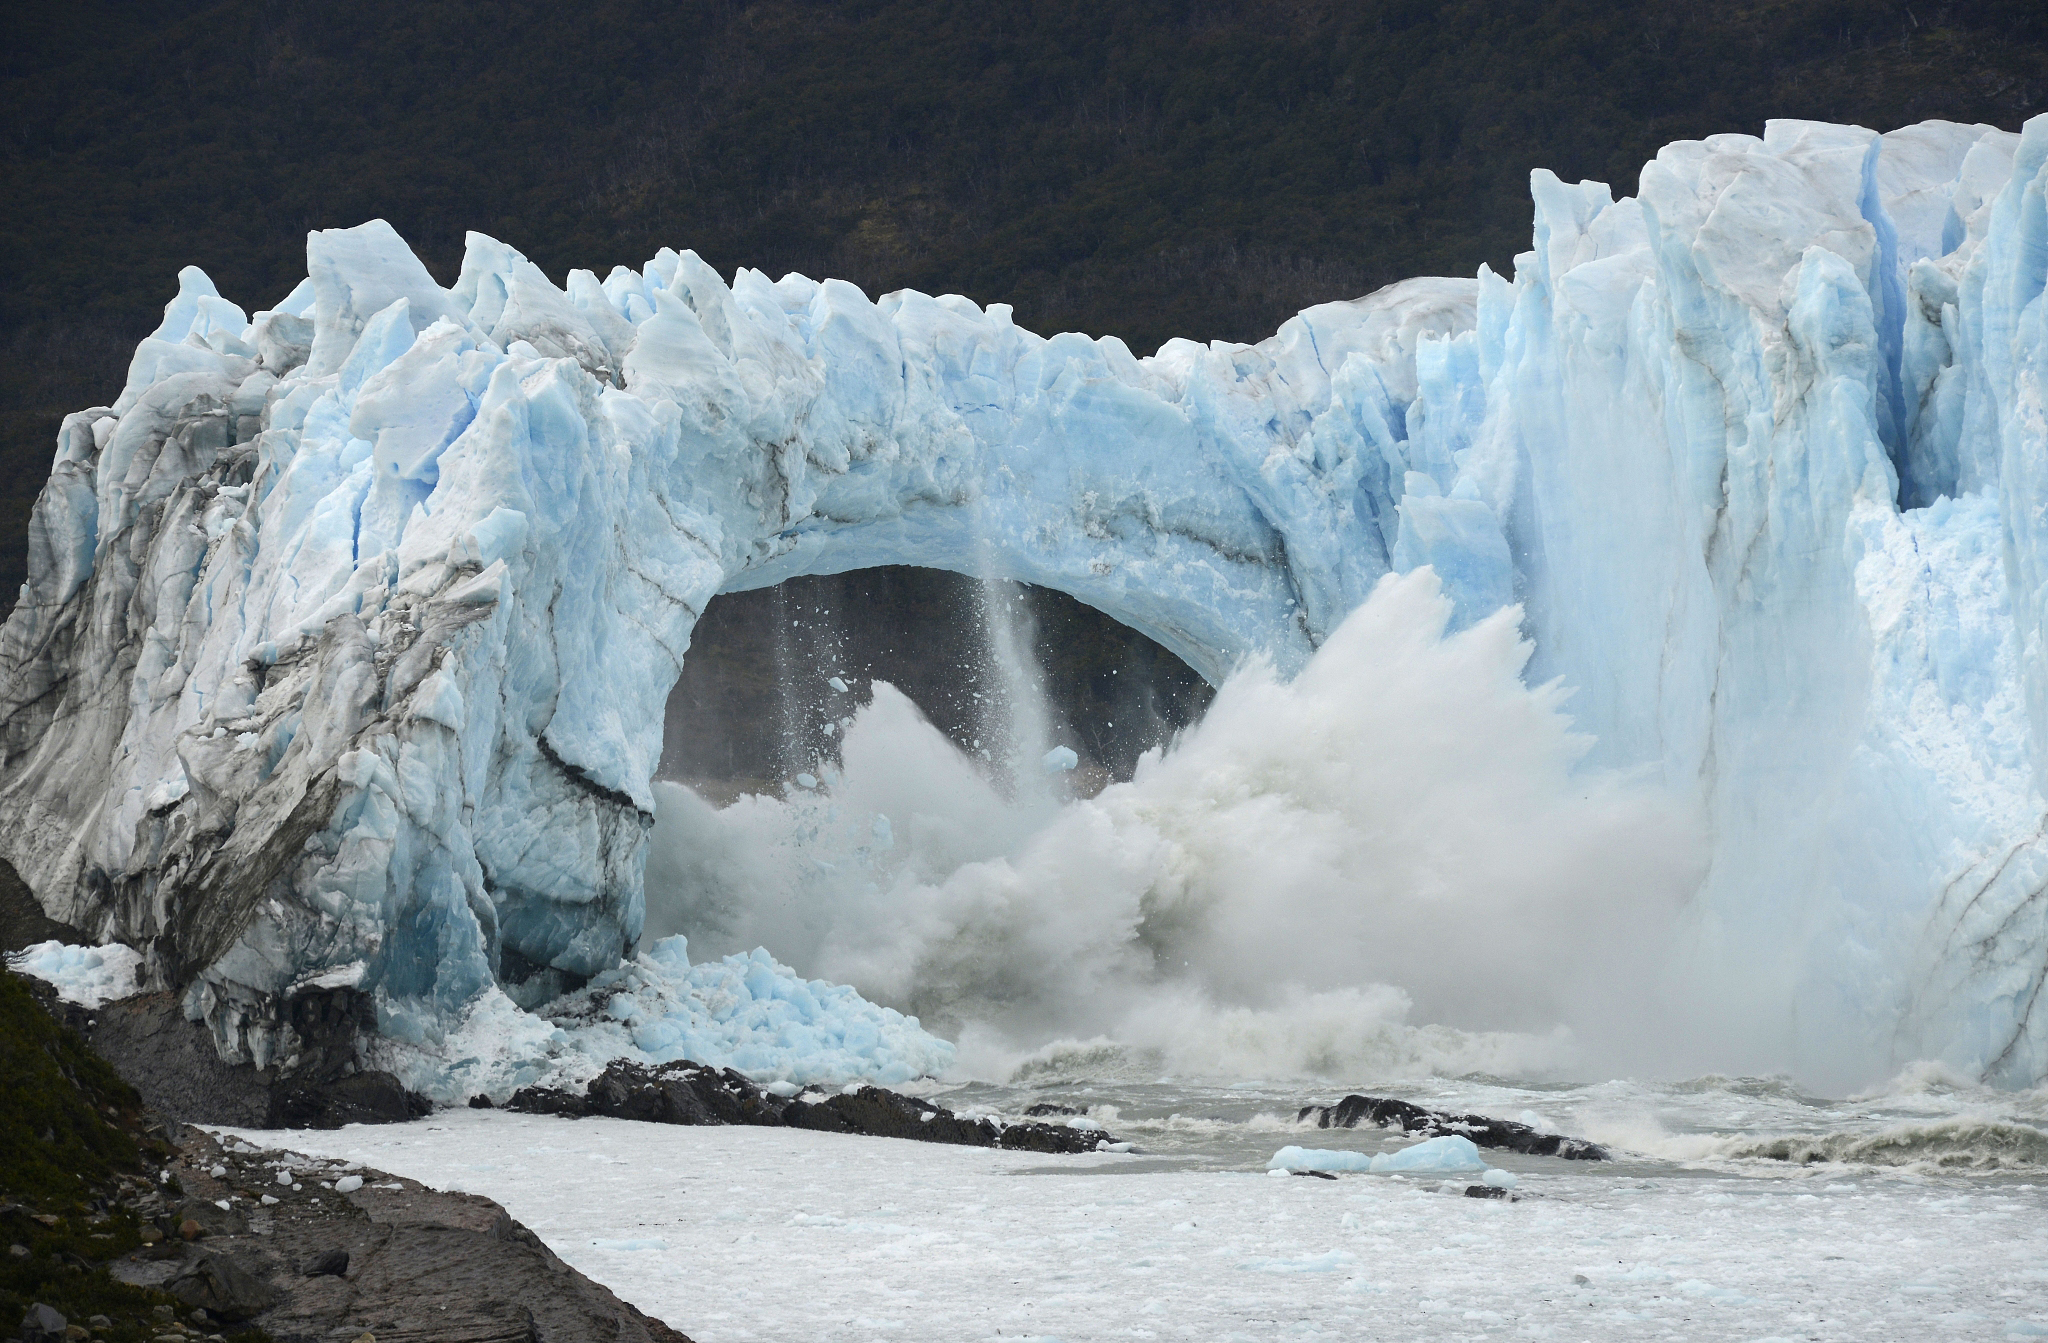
[3,115,2046,1091]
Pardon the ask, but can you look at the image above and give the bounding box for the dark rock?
[13,972,689,1340]
[0,857,86,957]
[515,1060,780,1128]
[996,1120,1106,1154]
[784,1087,992,1144]
[302,1247,348,1277]
[504,1083,588,1117]
[165,1250,284,1320]
[1297,1094,1608,1161]
[174,1197,247,1238]
[75,984,427,1130]
[271,1069,431,1129]
[1023,1101,1084,1116]
[468,1093,495,1108]
[19,1303,66,1343]
[1463,1185,1511,1200]
[150,1131,694,1342]
[614,1061,786,1127]
[509,1059,1114,1152]
[1292,1169,1338,1180]
[76,992,272,1126]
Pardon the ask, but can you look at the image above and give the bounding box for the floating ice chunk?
[1267,1135,1491,1175]
[828,677,849,693]
[1239,1249,1359,1274]
[795,773,818,789]
[1042,745,1079,772]
[7,941,145,1008]
[1267,1146,1375,1173]
[1481,1168,1518,1189]
[1369,1136,1489,1174]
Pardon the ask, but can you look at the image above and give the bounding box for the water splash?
[646,569,1706,1082]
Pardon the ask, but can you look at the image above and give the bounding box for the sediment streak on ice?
[2,115,2046,1089]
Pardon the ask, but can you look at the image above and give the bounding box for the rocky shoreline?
[2,968,691,1343]
[108,1127,690,1343]
[10,924,1625,1343]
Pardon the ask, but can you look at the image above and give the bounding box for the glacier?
[1,114,2045,1092]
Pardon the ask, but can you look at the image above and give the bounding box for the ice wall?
[0,114,2043,1088]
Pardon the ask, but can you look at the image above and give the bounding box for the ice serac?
[1,114,2045,1092]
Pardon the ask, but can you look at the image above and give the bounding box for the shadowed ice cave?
[660,566,1213,800]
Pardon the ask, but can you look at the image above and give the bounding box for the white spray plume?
[646,569,1705,1082]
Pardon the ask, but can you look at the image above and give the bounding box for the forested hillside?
[4,0,2044,616]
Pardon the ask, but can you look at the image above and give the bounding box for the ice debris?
[372,936,954,1104]
[1267,1135,1492,1175]
[7,940,144,1009]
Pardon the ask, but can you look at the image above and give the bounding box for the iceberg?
[1266,1136,1491,1175]
[0,114,2044,1089]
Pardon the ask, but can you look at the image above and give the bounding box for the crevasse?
[2,115,2044,1091]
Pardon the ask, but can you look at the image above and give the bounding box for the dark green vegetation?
[0,971,268,1342]
[0,970,144,1208]
[3,0,2044,620]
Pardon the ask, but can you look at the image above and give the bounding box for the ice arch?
[0,220,1485,1067]
[7,114,2048,1087]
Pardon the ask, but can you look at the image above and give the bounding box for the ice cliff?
[2,115,2045,1089]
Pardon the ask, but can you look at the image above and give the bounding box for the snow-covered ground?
[236,1107,2048,1342]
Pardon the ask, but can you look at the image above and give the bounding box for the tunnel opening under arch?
[658,565,1216,803]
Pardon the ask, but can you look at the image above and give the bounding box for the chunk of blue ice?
[1267,1135,1491,1175]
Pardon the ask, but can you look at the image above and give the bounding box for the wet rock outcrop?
[1298,1093,1608,1161]
[507,1058,1113,1153]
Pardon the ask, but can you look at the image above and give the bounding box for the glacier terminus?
[4,114,2047,1096]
